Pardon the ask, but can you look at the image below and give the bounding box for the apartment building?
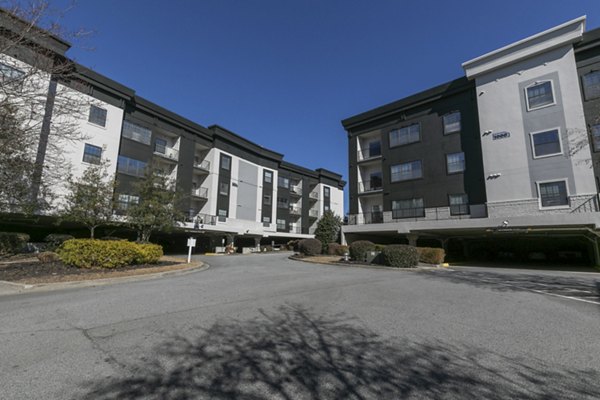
[342,16,600,264]
[0,10,344,251]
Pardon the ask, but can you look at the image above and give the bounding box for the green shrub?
[417,247,445,264]
[37,251,60,263]
[327,243,349,256]
[374,244,387,252]
[133,243,163,264]
[0,232,30,255]
[349,240,375,262]
[298,238,322,256]
[44,234,74,251]
[99,236,126,241]
[382,245,419,268]
[57,239,163,269]
[287,240,300,252]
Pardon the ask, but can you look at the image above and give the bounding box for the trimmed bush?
[349,240,375,262]
[0,232,30,255]
[37,251,61,263]
[417,247,445,264]
[382,245,419,268]
[287,240,300,252]
[57,239,163,269]
[133,243,163,264]
[44,234,74,251]
[298,238,322,256]
[374,244,387,252]
[327,243,349,256]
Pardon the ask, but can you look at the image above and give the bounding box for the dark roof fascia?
[280,161,318,178]
[341,77,473,132]
[135,96,213,141]
[0,8,71,55]
[575,26,600,53]
[209,125,284,162]
[73,63,135,100]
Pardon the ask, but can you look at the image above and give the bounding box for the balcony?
[186,211,217,226]
[193,159,210,173]
[289,227,303,234]
[191,187,209,200]
[347,204,488,225]
[290,185,302,196]
[358,179,383,194]
[309,209,319,219]
[309,191,319,200]
[289,205,302,216]
[357,146,382,162]
[154,143,179,162]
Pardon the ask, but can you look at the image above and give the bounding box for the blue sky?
[49,0,600,211]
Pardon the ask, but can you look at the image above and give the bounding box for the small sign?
[492,131,510,140]
[187,238,197,248]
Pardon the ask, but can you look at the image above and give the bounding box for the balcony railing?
[191,187,209,199]
[193,159,210,172]
[289,206,302,215]
[358,179,383,193]
[357,146,382,161]
[348,204,487,225]
[309,209,319,218]
[290,185,302,196]
[289,227,302,234]
[154,144,179,161]
[186,211,217,226]
[309,191,319,200]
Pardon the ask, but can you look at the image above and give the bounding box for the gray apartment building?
[342,16,600,264]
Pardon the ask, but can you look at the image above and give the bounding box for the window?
[122,120,152,145]
[443,112,461,134]
[530,129,562,158]
[392,198,424,219]
[592,125,600,152]
[220,154,231,171]
[88,105,107,127]
[263,216,271,224]
[449,194,469,215]
[538,180,568,208]
[389,124,420,147]
[391,160,422,182]
[264,194,272,205]
[117,156,147,177]
[116,194,139,211]
[0,62,25,83]
[278,176,290,189]
[154,138,167,154]
[277,197,288,208]
[582,71,600,100]
[264,170,273,183]
[446,152,465,174]
[526,81,554,110]
[82,143,102,165]
[218,209,227,221]
[324,187,330,197]
[219,182,229,196]
[277,219,286,230]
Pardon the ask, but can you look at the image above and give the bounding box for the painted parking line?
[527,288,600,305]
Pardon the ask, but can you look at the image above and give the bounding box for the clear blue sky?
[50,0,599,212]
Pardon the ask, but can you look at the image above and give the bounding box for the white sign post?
[187,237,197,263]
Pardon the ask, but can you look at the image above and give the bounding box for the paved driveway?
[1,253,599,399]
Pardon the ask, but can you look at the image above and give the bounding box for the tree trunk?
[90,226,95,239]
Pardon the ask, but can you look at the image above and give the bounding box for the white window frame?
[536,178,570,210]
[443,111,461,135]
[524,80,556,112]
[529,127,563,159]
[389,123,420,147]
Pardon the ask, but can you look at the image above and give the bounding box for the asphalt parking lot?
[1,253,599,399]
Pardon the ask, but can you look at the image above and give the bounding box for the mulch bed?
[0,258,187,284]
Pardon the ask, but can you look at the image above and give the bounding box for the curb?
[0,261,209,296]
[288,255,444,272]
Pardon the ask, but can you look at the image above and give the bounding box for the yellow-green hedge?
[417,247,445,264]
[57,239,163,269]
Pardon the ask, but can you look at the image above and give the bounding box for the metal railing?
[309,209,319,218]
[154,144,179,161]
[186,211,217,226]
[193,159,210,171]
[290,185,302,196]
[357,146,382,161]
[289,227,302,234]
[362,212,384,224]
[191,187,209,199]
[309,191,319,200]
[289,206,302,215]
[392,208,425,219]
[358,180,383,193]
[570,195,600,213]
[348,204,487,225]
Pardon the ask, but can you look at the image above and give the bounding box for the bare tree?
[0,1,92,215]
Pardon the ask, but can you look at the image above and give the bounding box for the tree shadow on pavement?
[423,269,600,302]
[82,305,600,400]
